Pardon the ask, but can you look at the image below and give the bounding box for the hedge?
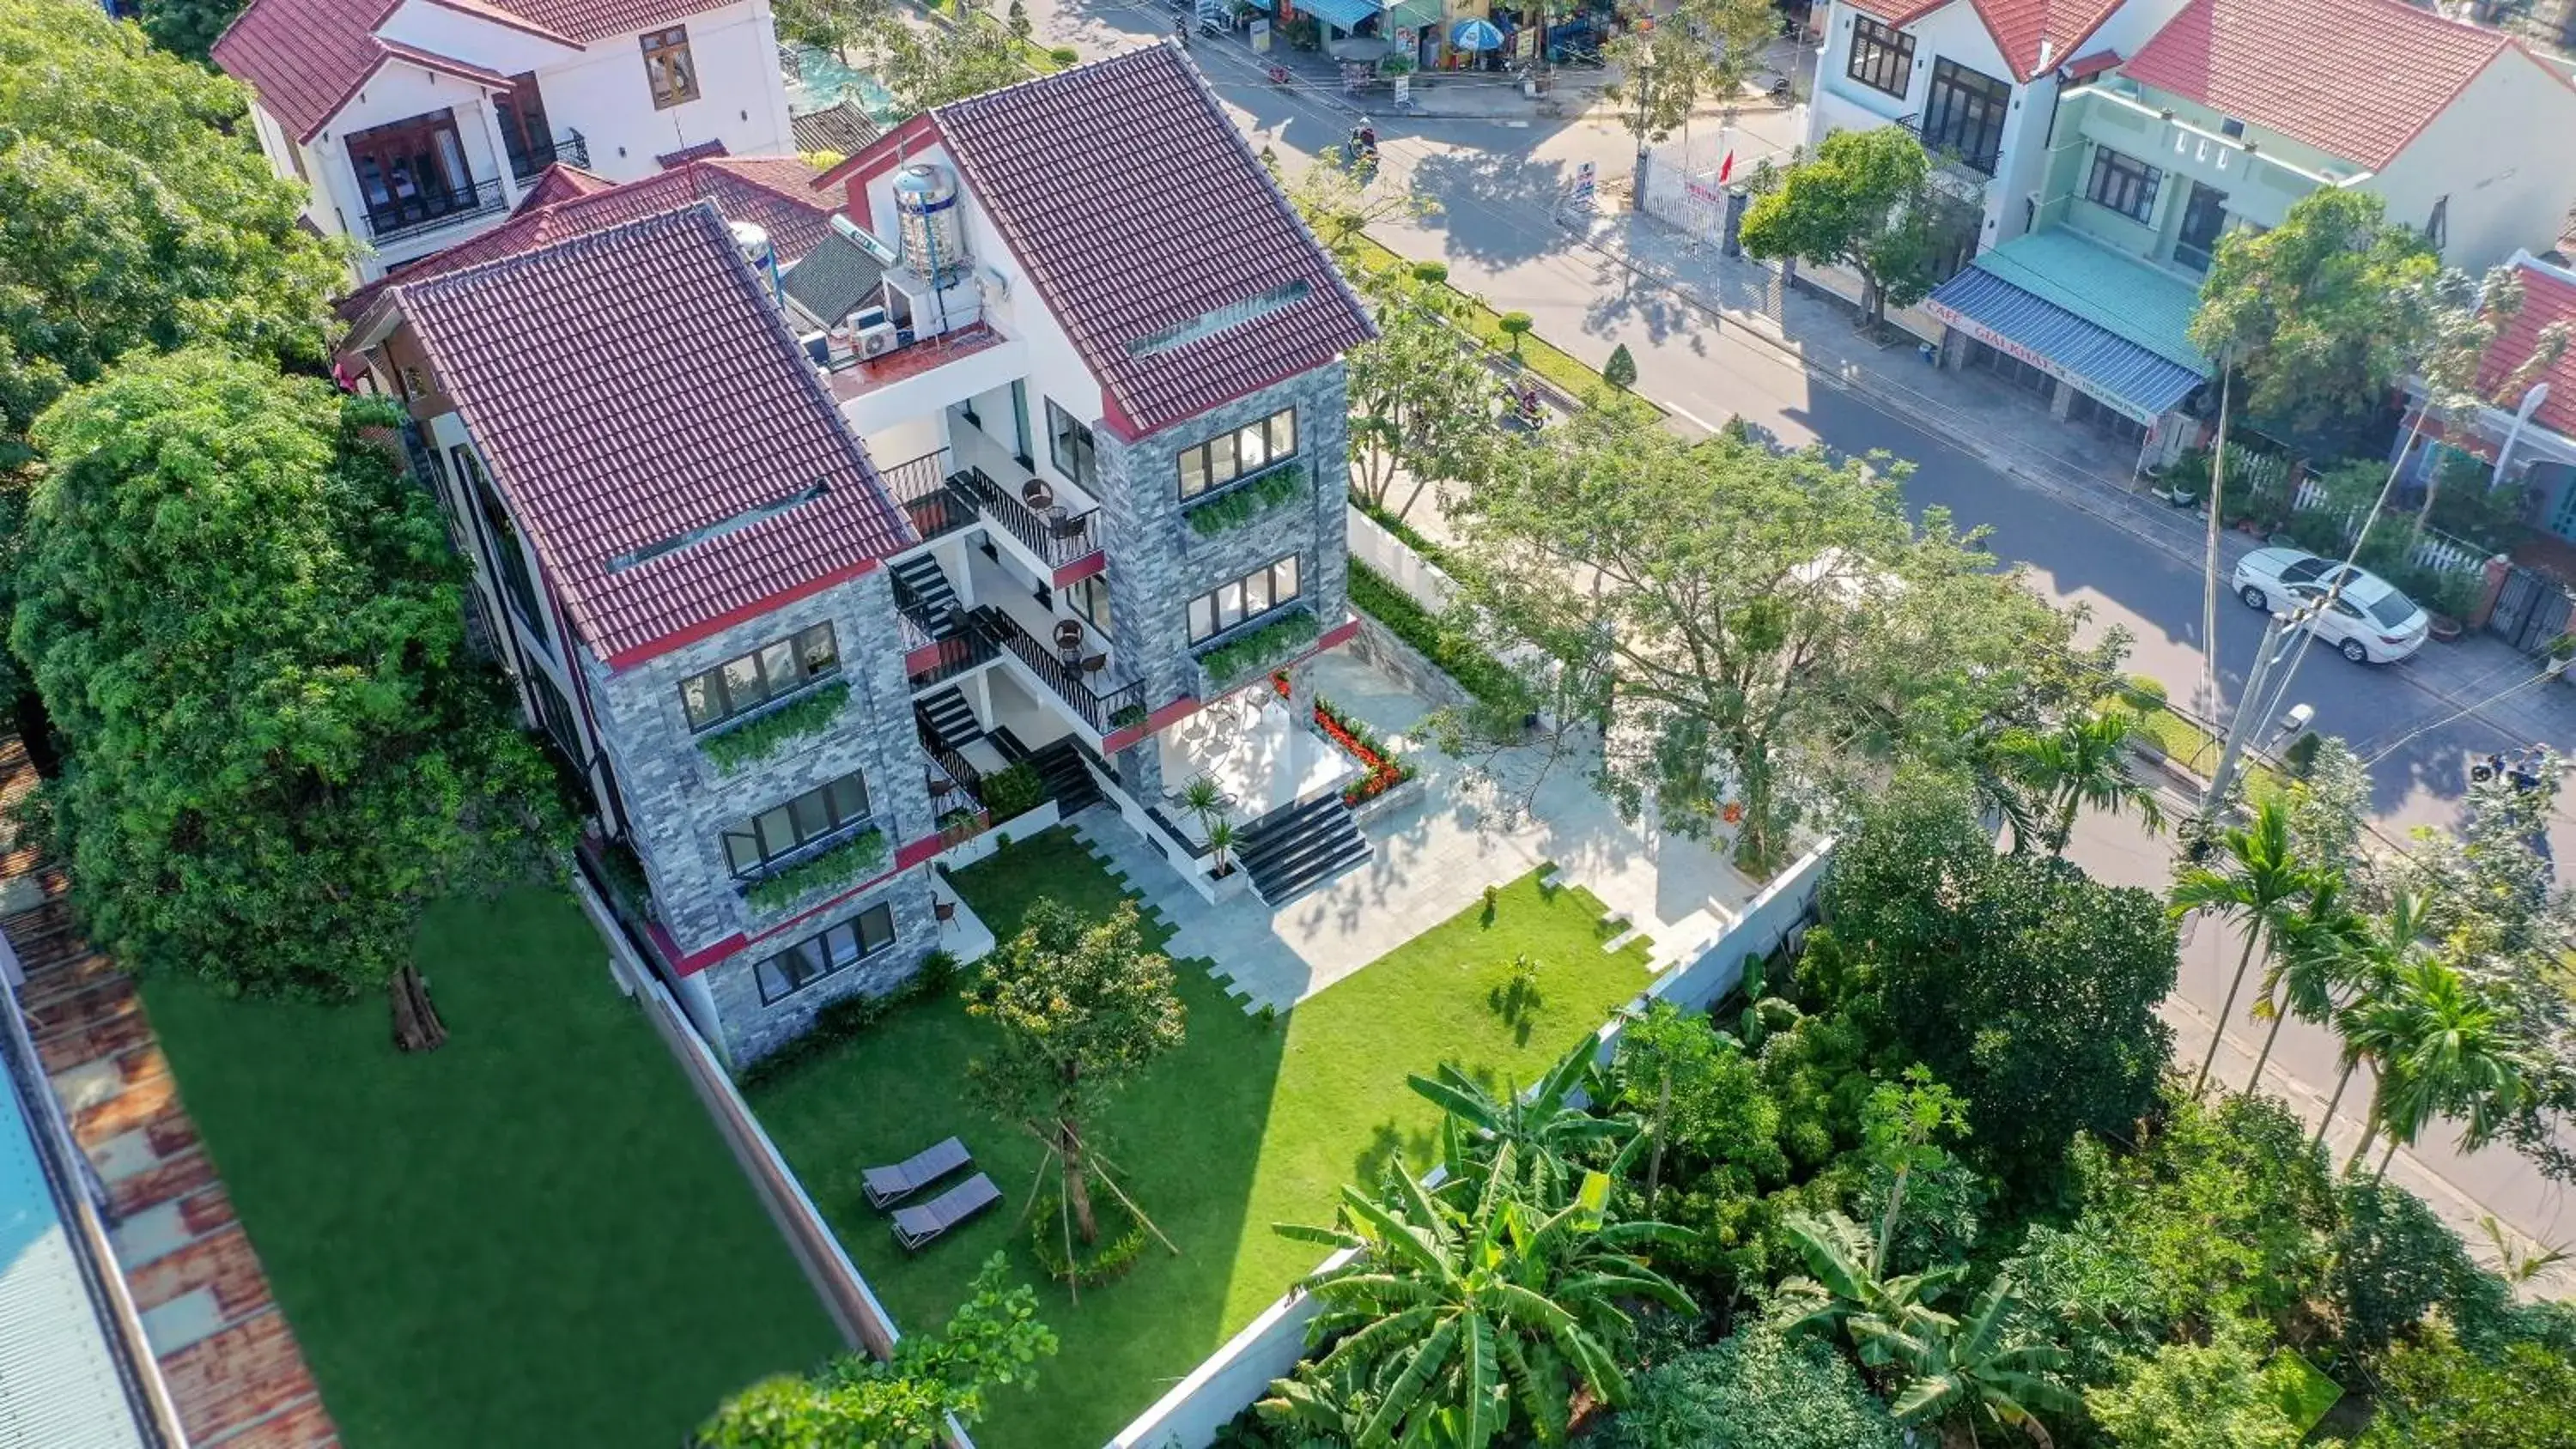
[1346,560,1519,711]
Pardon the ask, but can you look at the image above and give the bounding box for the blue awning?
[1297,0,1379,32]
[1924,266,2208,423]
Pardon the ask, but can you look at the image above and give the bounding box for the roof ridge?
[928,37,1170,120]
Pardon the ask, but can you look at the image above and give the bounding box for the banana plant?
[1407,1033,1637,1206]
[1853,1272,2076,1446]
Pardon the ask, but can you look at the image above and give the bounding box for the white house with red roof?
[213,0,798,280]
[2396,249,2576,546]
[342,44,1380,1064]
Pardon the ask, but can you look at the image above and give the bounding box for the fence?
[2285,476,2496,576]
[1103,836,1838,1449]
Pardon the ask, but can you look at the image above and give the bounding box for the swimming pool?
[785,46,902,124]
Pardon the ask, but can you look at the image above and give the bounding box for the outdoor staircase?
[993,727,1103,815]
[916,687,983,752]
[889,554,963,638]
[1236,794,1371,907]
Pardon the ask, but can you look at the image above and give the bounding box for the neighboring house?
[341,44,1377,1066]
[1911,0,2576,465]
[2399,250,2576,543]
[212,0,799,281]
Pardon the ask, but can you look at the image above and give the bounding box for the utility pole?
[2199,606,2303,822]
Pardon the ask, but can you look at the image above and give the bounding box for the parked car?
[2232,547,2429,664]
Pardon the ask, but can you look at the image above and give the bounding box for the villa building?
[212,0,800,280]
[338,44,1377,1064]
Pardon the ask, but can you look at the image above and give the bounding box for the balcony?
[969,605,1144,737]
[364,177,507,245]
[878,447,981,547]
[953,464,1100,572]
[507,130,591,182]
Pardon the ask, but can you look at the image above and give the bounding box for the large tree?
[1344,258,1504,519]
[13,350,568,998]
[136,0,248,64]
[697,1254,1056,1448]
[1604,0,1777,160]
[1444,406,2088,873]
[872,10,1029,115]
[964,898,1184,1244]
[1739,127,1942,332]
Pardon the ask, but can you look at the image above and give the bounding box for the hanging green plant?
[699,681,851,773]
[744,826,887,912]
[1183,464,1308,537]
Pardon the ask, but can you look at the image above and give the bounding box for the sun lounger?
[891,1173,1000,1252]
[861,1136,970,1209]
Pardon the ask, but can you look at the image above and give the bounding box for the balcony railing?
[1897,114,2000,182]
[364,177,507,245]
[2172,240,2217,275]
[507,130,591,182]
[969,606,1144,736]
[952,464,1100,568]
[879,448,981,546]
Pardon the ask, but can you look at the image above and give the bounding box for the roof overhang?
[292,42,517,142]
[1926,266,2208,423]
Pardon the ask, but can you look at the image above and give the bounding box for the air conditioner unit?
[857,322,900,359]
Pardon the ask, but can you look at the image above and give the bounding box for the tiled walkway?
[1077,651,1764,1012]
[0,739,339,1449]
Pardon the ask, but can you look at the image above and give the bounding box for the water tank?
[729,220,773,271]
[891,162,968,280]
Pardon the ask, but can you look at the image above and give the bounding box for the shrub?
[2354,1326,2576,1449]
[744,827,887,912]
[1027,1185,1150,1287]
[2330,1175,2484,1352]
[2119,671,2168,709]
[1185,464,1307,537]
[1498,311,1534,355]
[1047,44,1077,64]
[1596,1326,1902,1449]
[1604,343,1637,389]
[982,761,1045,822]
[1347,561,1520,711]
[700,680,851,773]
[1197,609,1321,690]
[736,950,955,1090]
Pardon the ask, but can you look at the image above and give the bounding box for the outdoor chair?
[891,1172,1000,1252]
[861,1135,970,1209]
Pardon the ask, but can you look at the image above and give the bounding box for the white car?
[2232,548,2429,664]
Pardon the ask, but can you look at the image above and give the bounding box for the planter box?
[1350,773,1427,824]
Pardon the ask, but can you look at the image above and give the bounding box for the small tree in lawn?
[1739,127,1941,335]
[1498,311,1536,356]
[966,900,1186,1247]
[1604,343,1638,390]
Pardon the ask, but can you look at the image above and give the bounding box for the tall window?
[528,668,584,763]
[1846,17,1914,99]
[1045,398,1097,490]
[1178,408,1298,500]
[2172,181,2230,274]
[2085,148,2161,223]
[756,903,896,1004]
[1920,59,2011,175]
[463,453,544,640]
[1066,572,1112,634]
[679,625,840,731]
[641,27,699,109]
[723,773,873,878]
[1187,555,1302,644]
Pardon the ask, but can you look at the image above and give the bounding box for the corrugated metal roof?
[1966,229,2210,370]
[1298,0,1380,33]
[0,1060,150,1449]
[1928,266,2207,421]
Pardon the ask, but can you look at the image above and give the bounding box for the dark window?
[1045,398,1097,490]
[527,667,584,762]
[1920,58,2011,174]
[723,773,873,878]
[1966,338,2054,397]
[463,452,546,640]
[1066,572,1112,634]
[2219,117,2245,140]
[495,74,559,180]
[1846,16,1914,98]
[1177,408,1299,500]
[2424,196,2448,252]
[755,902,897,1004]
[641,26,699,109]
[679,624,840,731]
[2085,147,2161,223]
[1187,555,1302,644]
[2172,180,2230,273]
[344,111,477,233]
[2066,389,2148,446]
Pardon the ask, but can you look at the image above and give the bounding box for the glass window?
[468,463,547,642]
[1046,398,1097,489]
[1176,408,1300,500]
[1186,555,1303,643]
[677,624,841,732]
[755,903,897,1003]
[2085,147,2161,223]
[1268,411,1297,458]
[1921,58,2011,175]
[723,772,872,879]
[1068,572,1112,633]
[641,26,698,109]
[1846,16,1914,98]
[1179,450,1206,497]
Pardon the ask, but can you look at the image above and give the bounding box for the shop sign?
[1922,299,2159,425]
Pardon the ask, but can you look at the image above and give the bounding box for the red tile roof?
[511,161,617,212]
[214,0,713,142]
[342,156,833,318]
[2482,258,2576,441]
[923,44,1375,437]
[397,203,914,665]
[2121,0,2521,171]
[658,138,730,167]
[1856,0,2127,82]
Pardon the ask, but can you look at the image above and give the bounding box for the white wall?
[503,0,799,183]
[2372,51,2576,274]
[1805,0,2039,246]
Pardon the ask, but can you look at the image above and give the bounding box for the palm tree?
[1263,1149,1692,1448]
[2000,707,2164,857]
[2171,797,2318,1095]
[2244,871,2364,1095]
[2340,953,2530,1177]
[2308,890,2433,1151]
[1774,1210,1965,1371]
[1409,1034,1637,1206]
[1856,1272,2077,1448]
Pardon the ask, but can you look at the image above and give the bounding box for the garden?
[744,828,1662,1448]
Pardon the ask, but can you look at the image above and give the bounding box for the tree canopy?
[137,0,250,64]
[13,350,568,997]
[1739,128,1942,330]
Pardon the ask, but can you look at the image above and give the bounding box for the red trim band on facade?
[1051,551,1109,588]
[664,827,946,976]
[603,557,883,671]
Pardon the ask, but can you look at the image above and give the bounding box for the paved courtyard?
[1075,648,1765,1010]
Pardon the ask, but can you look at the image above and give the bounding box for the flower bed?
[1274,676,1414,804]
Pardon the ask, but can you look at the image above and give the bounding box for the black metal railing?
[507,130,589,181]
[905,630,993,689]
[879,448,981,546]
[1896,114,2000,179]
[970,607,1145,735]
[923,737,986,803]
[952,464,1100,567]
[364,176,507,244]
[2172,240,2217,275]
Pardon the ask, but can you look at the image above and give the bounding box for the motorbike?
[2471,743,2550,790]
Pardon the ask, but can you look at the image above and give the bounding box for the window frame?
[1176,408,1301,501]
[1045,397,1097,490]
[463,453,547,643]
[1066,571,1112,634]
[1920,58,2011,175]
[678,623,841,733]
[1186,554,1303,645]
[1845,16,1915,100]
[755,902,898,1005]
[640,26,699,110]
[2084,147,2162,224]
[722,772,874,881]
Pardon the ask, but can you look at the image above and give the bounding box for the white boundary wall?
[1103,837,1837,1449]
[1346,506,1455,612]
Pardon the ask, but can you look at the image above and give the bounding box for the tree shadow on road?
[1402,149,1576,270]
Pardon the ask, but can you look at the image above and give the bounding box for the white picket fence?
[2285,476,2494,575]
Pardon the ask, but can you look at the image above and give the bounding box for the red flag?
[1717,150,1735,183]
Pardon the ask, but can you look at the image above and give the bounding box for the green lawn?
[750,828,1656,1448]
[140,887,841,1449]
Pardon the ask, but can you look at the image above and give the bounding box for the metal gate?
[2488,565,2574,653]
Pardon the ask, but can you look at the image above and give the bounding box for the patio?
[1155,684,1354,836]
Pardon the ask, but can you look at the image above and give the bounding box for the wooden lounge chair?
[892,1173,1000,1252]
[861,1136,970,1209]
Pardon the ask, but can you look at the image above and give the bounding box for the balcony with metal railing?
[969,605,1144,737]
[507,130,591,181]
[877,447,982,547]
[363,176,508,245]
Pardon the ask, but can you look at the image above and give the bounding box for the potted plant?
[1180,775,1236,877]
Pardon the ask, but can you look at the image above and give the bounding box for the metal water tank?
[891,162,968,279]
